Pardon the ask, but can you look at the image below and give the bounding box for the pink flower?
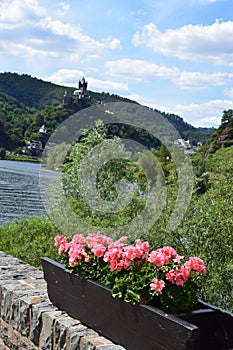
[148,250,164,267]
[135,239,150,253]
[54,235,66,247]
[124,245,138,260]
[150,278,165,292]
[86,232,113,249]
[161,246,177,259]
[165,266,190,286]
[68,243,90,267]
[173,254,184,264]
[91,244,106,257]
[103,242,132,271]
[184,257,206,275]
[148,246,177,267]
[72,234,86,244]
[54,235,72,254]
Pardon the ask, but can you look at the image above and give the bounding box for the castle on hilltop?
[63,77,90,104]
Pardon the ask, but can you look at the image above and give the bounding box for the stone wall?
[0,251,125,350]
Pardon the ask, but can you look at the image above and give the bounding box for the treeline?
[0,72,67,109]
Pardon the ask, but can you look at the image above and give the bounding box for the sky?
[0,0,233,128]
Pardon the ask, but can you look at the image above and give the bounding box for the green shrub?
[0,216,60,268]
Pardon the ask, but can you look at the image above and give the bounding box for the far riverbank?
[5,155,41,163]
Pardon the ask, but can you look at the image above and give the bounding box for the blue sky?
[0,0,233,127]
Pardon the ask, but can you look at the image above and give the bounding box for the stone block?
[68,323,99,350]
[54,316,82,350]
[40,310,64,350]
[30,301,55,346]
[19,292,47,337]
[79,335,116,350]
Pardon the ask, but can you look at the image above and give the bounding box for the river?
[0,160,46,225]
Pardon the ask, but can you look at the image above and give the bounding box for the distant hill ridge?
[0,72,214,151]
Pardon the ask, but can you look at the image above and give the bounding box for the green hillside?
[0,72,214,152]
[0,72,70,109]
[201,109,233,156]
[0,90,35,149]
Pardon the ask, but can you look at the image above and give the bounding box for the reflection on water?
[0,160,46,225]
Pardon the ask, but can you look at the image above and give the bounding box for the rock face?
[0,251,125,350]
[204,117,233,156]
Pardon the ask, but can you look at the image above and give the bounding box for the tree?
[0,147,6,159]
[46,142,71,171]
[221,109,233,124]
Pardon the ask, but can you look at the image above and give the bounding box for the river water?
[0,160,46,226]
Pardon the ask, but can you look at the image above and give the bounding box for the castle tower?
[78,77,88,94]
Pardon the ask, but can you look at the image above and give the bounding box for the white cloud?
[40,17,121,51]
[102,36,121,49]
[224,87,233,99]
[120,93,171,112]
[132,20,233,65]
[128,94,232,127]
[197,0,218,2]
[106,58,233,89]
[56,2,70,17]
[87,78,128,92]
[193,116,221,127]
[46,69,129,93]
[121,93,154,106]
[175,99,233,117]
[0,40,58,58]
[0,1,120,55]
[25,38,47,45]
[106,59,179,81]
[0,0,46,28]
[118,93,224,127]
[46,69,85,86]
[118,92,227,127]
[173,72,233,90]
[173,99,233,127]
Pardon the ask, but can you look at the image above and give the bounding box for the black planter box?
[42,257,233,350]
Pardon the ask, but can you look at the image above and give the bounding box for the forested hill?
[0,72,214,151]
[0,72,134,110]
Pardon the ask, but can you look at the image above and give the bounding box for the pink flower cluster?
[55,232,113,267]
[103,239,150,272]
[55,232,206,293]
[148,246,178,267]
[165,266,190,286]
[184,256,207,275]
[164,257,206,287]
[147,247,206,291]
